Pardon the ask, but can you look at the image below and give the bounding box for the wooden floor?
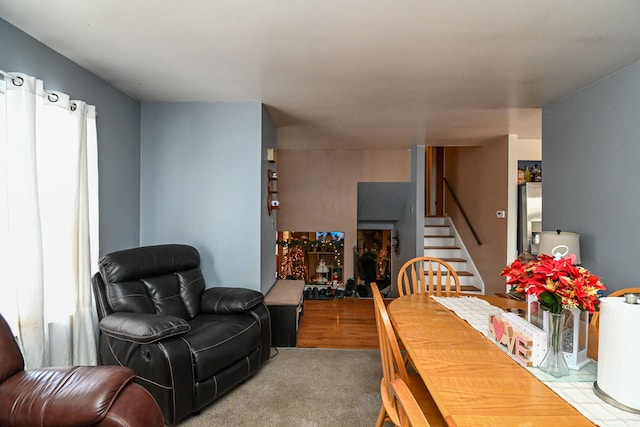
[295,294,527,350]
[296,296,381,349]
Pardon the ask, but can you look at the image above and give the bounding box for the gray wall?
[390,145,425,296]
[542,59,640,293]
[357,182,410,221]
[2,18,278,292]
[0,18,141,255]
[355,145,423,296]
[260,106,277,293]
[411,145,426,260]
[140,102,275,292]
[388,145,424,296]
[357,181,412,295]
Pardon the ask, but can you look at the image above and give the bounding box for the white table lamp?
[538,230,581,264]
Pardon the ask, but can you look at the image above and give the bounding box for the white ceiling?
[2,1,640,150]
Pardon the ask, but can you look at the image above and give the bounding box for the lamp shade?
[538,231,581,264]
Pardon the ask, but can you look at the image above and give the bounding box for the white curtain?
[0,72,99,368]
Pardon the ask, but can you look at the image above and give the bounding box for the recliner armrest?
[201,287,264,314]
[100,313,190,344]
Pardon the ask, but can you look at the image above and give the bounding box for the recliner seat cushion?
[185,314,262,380]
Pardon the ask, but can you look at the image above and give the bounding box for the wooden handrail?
[443,177,482,245]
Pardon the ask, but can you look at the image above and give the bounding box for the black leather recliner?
[91,244,271,425]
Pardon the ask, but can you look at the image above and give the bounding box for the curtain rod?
[0,69,77,108]
[0,69,24,86]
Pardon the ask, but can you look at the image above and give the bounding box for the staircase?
[423,216,483,294]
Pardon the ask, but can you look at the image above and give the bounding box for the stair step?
[423,284,482,293]
[455,273,476,286]
[439,257,466,263]
[424,246,460,251]
[435,258,466,270]
[425,216,447,226]
[424,236,455,246]
[422,216,483,294]
[424,227,451,236]
[423,247,462,260]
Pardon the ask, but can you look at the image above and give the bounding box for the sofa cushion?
[0,366,134,427]
[185,314,262,380]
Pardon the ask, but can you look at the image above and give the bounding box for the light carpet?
[178,347,385,427]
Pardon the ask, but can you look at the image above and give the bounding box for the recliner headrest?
[98,244,205,319]
[100,244,200,283]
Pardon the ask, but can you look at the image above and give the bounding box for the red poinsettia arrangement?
[501,254,606,314]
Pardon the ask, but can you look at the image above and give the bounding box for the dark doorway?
[355,229,392,296]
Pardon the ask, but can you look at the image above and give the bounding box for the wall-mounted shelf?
[268,169,279,215]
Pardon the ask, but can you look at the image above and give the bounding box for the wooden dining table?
[387,293,595,426]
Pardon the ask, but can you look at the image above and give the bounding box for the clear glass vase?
[539,311,570,377]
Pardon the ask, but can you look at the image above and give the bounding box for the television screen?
[316,231,344,241]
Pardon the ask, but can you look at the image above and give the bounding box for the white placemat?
[431,295,504,336]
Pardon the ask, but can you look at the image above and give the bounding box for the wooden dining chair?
[588,287,640,361]
[389,378,431,427]
[371,284,446,427]
[397,256,461,297]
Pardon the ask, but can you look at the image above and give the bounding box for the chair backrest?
[590,287,640,327]
[397,256,460,297]
[98,244,206,320]
[371,283,410,426]
[390,378,431,427]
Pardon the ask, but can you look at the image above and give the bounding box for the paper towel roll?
[596,297,640,411]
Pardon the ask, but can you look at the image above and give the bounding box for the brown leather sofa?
[92,244,271,425]
[0,312,164,427]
